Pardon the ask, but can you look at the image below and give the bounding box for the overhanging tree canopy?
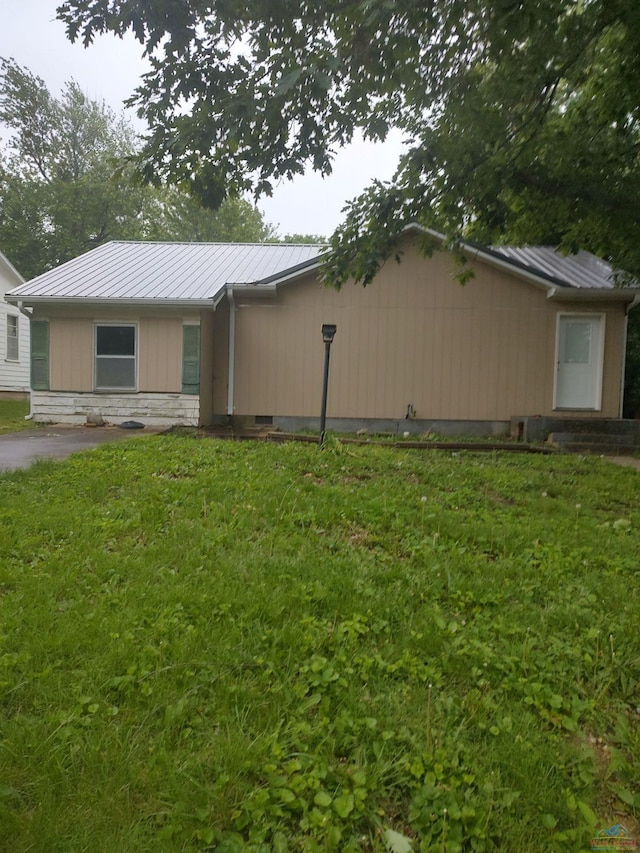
[57,0,640,285]
[0,59,276,278]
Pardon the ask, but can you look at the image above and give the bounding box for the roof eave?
[545,286,639,303]
[401,223,636,295]
[5,295,218,309]
[226,283,278,297]
[255,254,327,287]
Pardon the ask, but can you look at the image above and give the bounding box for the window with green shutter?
[182,325,200,395]
[30,320,50,390]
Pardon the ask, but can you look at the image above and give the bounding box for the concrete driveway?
[0,425,164,472]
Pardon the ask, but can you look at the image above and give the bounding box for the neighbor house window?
[6,314,18,361]
[95,324,136,390]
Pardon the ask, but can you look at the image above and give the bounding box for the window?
[95,324,136,390]
[6,314,18,361]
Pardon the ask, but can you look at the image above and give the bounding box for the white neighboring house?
[0,250,30,396]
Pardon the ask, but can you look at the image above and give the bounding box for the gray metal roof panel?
[8,237,637,303]
[487,245,629,289]
[7,241,326,301]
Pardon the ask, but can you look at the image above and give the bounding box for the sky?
[0,0,405,238]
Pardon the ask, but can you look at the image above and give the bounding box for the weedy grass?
[0,399,33,434]
[0,435,638,852]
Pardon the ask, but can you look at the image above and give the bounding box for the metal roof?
[7,241,326,302]
[486,245,627,290]
[6,236,637,305]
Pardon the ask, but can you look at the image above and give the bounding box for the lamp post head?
[322,324,337,344]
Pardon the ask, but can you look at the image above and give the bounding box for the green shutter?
[182,325,200,395]
[30,320,50,391]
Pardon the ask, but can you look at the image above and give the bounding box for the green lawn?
[0,435,638,851]
[0,398,33,434]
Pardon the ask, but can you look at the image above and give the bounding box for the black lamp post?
[320,324,337,447]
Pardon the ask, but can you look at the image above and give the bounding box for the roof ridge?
[107,240,327,248]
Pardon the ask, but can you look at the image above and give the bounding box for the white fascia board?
[225,283,278,298]
[545,286,639,303]
[254,259,326,288]
[4,296,217,309]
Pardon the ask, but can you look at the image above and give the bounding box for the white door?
[554,314,605,410]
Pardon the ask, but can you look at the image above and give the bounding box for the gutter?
[625,292,640,314]
[5,296,217,309]
[14,299,32,320]
[227,289,236,416]
[546,286,639,303]
[256,256,326,287]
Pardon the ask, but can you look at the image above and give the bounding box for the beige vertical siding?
[138,317,182,392]
[50,318,93,391]
[48,312,188,394]
[232,238,627,421]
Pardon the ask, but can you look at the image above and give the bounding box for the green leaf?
[276,68,303,95]
[577,800,597,828]
[272,831,289,852]
[314,790,333,808]
[541,814,558,830]
[278,788,296,803]
[614,787,636,807]
[333,792,354,818]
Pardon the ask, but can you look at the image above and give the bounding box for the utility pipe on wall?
[226,288,236,416]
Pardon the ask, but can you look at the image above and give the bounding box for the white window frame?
[6,314,19,361]
[94,322,138,391]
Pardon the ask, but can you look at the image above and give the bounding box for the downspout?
[620,293,640,418]
[16,301,34,419]
[227,288,236,416]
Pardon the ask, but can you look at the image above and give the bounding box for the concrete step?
[548,432,640,446]
[517,416,640,443]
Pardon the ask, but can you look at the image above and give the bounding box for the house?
[5,227,640,435]
[0,250,29,398]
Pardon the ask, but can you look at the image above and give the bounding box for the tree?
[273,234,326,245]
[57,0,640,285]
[0,60,276,278]
[624,310,640,418]
[0,58,148,278]
[143,190,277,243]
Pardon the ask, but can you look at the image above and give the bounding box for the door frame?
[553,312,605,411]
